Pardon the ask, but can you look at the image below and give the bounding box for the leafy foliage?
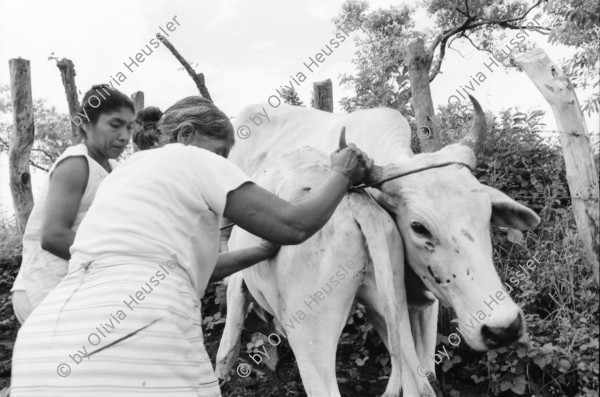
[334,0,598,122]
[334,0,414,114]
[544,0,600,115]
[333,0,550,116]
[279,87,305,107]
[0,85,72,172]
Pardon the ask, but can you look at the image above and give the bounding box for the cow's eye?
[410,222,433,239]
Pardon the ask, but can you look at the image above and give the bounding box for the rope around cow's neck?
[218,161,473,231]
[348,161,474,192]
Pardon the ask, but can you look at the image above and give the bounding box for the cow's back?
[229,104,413,178]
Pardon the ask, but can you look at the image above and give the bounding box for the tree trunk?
[8,58,35,234]
[56,58,80,143]
[156,34,212,101]
[130,91,144,152]
[313,79,333,112]
[406,38,441,153]
[515,48,600,284]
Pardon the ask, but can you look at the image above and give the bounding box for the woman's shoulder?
[58,144,88,158]
[48,144,89,173]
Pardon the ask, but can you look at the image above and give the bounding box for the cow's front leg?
[360,278,433,397]
[410,301,443,397]
[216,272,250,382]
[360,286,402,397]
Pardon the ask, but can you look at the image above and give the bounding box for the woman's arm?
[210,241,280,281]
[224,144,372,245]
[40,157,89,260]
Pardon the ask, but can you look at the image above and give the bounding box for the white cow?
[218,145,434,396]
[217,97,540,396]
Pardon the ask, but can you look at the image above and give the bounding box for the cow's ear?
[482,185,541,230]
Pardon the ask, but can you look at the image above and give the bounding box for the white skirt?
[11,259,222,397]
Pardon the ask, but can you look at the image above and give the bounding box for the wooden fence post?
[406,38,440,153]
[313,79,333,112]
[8,58,35,234]
[130,91,144,152]
[516,48,600,284]
[56,58,80,143]
[131,91,144,113]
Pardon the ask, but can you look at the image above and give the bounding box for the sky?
[0,0,598,218]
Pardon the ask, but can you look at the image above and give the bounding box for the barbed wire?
[510,195,571,200]
[533,129,599,137]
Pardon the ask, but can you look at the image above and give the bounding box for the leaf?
[356,356,369,366]
[511,382,527,394]
[507,229,524,244]
[378,356,390,366]
[558,359,572,372]
[262,341,279,371]
[471,374,485,383]
[533,355,548,368]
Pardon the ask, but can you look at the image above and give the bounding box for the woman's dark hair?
[133,106,163,150]
[157,96,234,146]
[77,84,135,138]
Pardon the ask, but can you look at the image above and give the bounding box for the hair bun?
[134,106,163,150]
[136,106,163,124]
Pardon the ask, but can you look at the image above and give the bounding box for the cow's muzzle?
[481,312,524,349]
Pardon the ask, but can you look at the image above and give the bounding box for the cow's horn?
[339,127,348,150]
[459,95,487,156]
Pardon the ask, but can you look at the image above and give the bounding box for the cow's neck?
[405,259,436,310]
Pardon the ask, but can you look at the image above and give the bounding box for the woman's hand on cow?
[330,144,374,185]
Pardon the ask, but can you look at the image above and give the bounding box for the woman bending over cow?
[11,96,374,396]
[132,104,282,277]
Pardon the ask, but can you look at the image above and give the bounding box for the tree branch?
[479,0,543,25]
[426,0,549,81]
[157,34,213,102]
[462,32,491,54]
[31,147,55,162]
[28,160,48,172]
[428,15,473,81]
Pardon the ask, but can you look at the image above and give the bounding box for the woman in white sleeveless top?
[11,84,136,323]
[10,96,373,396]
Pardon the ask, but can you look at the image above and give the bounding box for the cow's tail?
[350,192,435,397]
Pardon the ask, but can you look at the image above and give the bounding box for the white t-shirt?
[69,143,251,297]
[12,144,118,307]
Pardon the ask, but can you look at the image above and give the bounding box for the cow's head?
[346,96,540,351]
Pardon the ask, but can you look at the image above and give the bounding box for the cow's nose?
[481,313,523,349]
